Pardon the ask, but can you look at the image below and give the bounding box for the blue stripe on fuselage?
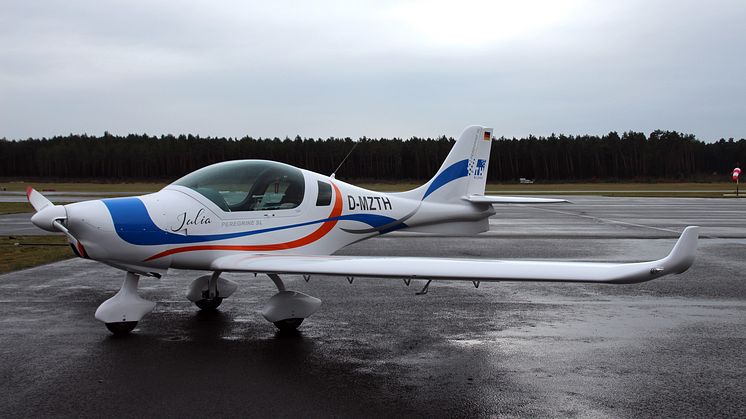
[102,197,402,246]
[422,159,469,200]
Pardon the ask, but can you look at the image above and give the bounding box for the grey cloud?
[0,0,744,140]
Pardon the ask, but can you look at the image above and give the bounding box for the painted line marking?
[518,205,684,235]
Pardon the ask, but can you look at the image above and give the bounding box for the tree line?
[0,131,743,182]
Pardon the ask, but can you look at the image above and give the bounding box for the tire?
[195,297,223,311]
[273,318,304,331]
[105,321,138,335]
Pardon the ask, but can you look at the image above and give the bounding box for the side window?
[316,181,332,206]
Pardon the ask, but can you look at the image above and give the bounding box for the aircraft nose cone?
[30,205,67,231]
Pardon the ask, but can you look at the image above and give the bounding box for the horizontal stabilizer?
[464,194,568,204]
[211,227,698,284]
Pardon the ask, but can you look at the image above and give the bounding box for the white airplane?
[27,126,699,335]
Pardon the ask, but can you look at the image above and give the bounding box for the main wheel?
[273,318,304,332]
[105,321,138,335]
[195,297,223,311]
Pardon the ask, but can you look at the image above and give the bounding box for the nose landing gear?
[95,272,156,335]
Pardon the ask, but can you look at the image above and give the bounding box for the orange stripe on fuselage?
[143,182,344,262]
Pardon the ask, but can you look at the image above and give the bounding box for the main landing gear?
[261,274,321,332]
[187,272,320,331]
[186,271,238,311]
[95,272,156,336]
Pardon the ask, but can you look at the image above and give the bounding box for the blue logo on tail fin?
[473,159,486,178]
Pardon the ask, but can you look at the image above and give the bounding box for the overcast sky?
[1,0,744,141]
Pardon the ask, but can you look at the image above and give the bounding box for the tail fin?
[400,125,493,203]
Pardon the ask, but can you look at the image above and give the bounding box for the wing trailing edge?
[464,194,568,204]
[211,226,699,284]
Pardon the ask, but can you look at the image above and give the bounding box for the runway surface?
[1,196,744,417]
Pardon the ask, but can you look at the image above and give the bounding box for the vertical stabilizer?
[398,125,493,203]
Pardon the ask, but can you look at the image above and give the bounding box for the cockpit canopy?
[172,160,305,212]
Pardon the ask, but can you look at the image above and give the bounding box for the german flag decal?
[483,131,491,141]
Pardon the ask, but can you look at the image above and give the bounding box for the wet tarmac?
[0,213,55,235]
[1,196,745,417]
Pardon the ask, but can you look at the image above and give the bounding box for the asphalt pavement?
[0,196,744,418]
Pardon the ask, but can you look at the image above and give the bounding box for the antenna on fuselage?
[330,141,358,179]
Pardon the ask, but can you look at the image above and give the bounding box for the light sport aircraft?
[27,125,699,335]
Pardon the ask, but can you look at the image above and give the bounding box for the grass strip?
[0,202,34,214]
[0,235,74,274]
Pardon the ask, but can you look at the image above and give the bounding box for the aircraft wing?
[211,226,698,284]
[464,194,568,204]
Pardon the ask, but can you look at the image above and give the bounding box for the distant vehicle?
[519,178,534,184]
[27,126,699,335]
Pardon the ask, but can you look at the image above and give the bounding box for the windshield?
[172,160,305,212]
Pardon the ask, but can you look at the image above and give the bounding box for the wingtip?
[683,225,700,234]
[666,226,699,274]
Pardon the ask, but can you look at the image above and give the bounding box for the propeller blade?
[26,187,53,212]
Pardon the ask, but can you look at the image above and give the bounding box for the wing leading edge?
[211,226,698,284]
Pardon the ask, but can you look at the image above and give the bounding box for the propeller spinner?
[27,187,67,230]
[26,187,83,252]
